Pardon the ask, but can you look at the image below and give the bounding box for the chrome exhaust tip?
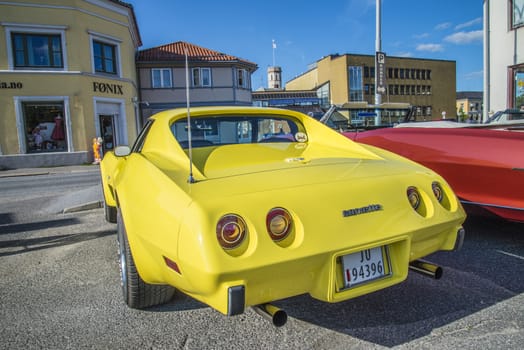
[409,259,443,279]
[253,303,287,327]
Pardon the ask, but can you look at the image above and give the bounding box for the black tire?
[117,210,175,309]
[104,202,117,223]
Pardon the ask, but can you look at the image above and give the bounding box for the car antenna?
[185,48,195,184]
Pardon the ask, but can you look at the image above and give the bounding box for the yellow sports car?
[100,106,465,326]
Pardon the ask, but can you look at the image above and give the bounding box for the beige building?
[0,0,141,168]
[136,41,258,121]
[456,91,483,122]
[286,54,456,121]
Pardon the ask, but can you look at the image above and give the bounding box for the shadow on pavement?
[0,216,80,235]
[273,216,524,347]
[0,225,115,257]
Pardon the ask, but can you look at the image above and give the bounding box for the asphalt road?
[0,169,523,349]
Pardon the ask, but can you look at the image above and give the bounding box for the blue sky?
[127,0,484,92]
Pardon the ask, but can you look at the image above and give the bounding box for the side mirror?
[114,145,131,157]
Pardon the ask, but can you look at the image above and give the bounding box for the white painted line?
[496,250,524,260]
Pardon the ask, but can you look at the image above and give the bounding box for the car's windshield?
[487,110,524,123]
[171,115,307,148]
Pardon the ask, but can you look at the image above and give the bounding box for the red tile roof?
[137,41,256,67]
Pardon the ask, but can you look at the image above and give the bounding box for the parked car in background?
[100,106,466,326]
[344,126,524,223]
[485,109,524,125]
[395,109,524,130]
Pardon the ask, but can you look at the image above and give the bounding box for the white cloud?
[444,30,483,44]
[463,70,483,80]
[395,52,413,58]
[416,43,444,52]
[455,17,482,30]
[435,22,451,30]
[413,33,429,39]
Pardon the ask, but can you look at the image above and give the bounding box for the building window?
[513,0,524,28]
[152,68,172,88]
[22,101,67,153]
[12,33,63,68]
[237,68,248,88]
[192,68,211,87]
[93,40,117,74]
[316,83,330,108]
[348,66,364,101]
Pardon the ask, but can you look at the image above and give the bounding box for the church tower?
[267,66,282,89]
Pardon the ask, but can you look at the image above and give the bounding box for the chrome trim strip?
[460,200,524,211]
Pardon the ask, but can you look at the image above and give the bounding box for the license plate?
[341,246,389,288]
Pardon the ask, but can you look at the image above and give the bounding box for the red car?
[344,127,524,223]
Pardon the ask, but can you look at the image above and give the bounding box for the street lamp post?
[374,0,382,126]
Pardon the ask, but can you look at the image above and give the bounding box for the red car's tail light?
[216,214,247,249]
[407,187,421,211]
[266,208,293,241]
[432,182,444,202]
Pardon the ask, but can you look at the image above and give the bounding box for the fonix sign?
[93,82,124,95]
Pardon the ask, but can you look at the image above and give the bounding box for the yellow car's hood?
[183,143,428,200]
[195,142,387,180]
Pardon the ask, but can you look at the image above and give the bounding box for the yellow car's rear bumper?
[165,224,464,316]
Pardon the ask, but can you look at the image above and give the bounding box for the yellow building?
[456,91,483,122]
[0,0,141,168]
[286,54,456,121]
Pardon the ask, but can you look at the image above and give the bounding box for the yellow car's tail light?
[407,187,421,211]
[216,214,247,249]
[432,182,444,202]
[266,208,293,241]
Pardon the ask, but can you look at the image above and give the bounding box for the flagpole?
[272,39,276,66]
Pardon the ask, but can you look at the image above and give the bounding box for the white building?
[484,0,524,120]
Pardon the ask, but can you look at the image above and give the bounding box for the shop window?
[12,33,63,68]
[515,69,524,109]
[152,68,172,88]
[93,40,117,75]
[22,102,67,153]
